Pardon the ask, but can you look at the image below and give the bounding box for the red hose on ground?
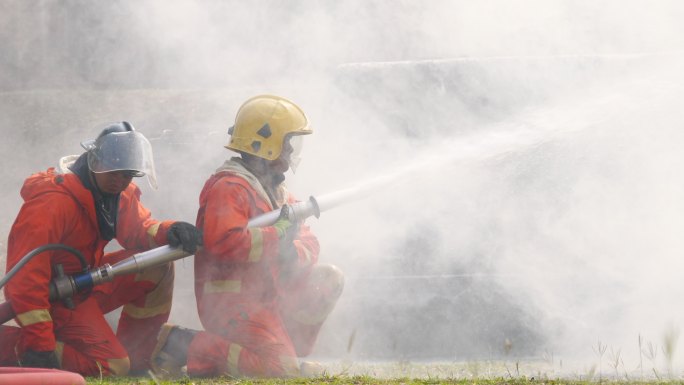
[0,367,86,385]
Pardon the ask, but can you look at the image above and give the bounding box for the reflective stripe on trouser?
[93,249,175,373]
[278,264,344,357]
[187,311,300,378]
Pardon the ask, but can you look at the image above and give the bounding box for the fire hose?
[0,195,323,325]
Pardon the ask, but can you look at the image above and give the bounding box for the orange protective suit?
[0,165,175,376]
[188,158,342,378]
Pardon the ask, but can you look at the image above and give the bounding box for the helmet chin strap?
[258,160,286,189]
[272,173,286,186]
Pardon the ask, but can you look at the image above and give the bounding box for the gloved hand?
[273,205,300,272]
[273,205,300,242]
[167,221,203,253]
[273,205,295,240]
[21,350,60,368]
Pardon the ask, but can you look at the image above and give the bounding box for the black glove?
[167,221,203,253]
[21,350,60,368]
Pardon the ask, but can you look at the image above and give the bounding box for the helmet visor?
[287,134,304,173]
[86,131,158,189]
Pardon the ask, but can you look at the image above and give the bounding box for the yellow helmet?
[226,94,312,160]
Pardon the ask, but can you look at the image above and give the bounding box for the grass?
[83,375,684,385]
[79,358,684,385]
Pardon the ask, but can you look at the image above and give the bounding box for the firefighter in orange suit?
[150,95,344,378]
[0,122,202,376]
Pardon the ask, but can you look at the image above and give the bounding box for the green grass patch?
[82,376,684,385]
[80,359,684,385]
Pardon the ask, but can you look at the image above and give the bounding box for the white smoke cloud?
[2,0,684,377]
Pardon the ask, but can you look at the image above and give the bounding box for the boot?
[300,360,327,378]
[149,323,197,379]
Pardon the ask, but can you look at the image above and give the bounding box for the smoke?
[2,0,684,376]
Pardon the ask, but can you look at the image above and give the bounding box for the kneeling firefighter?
[150,95,344,378]
[0,122,202,376]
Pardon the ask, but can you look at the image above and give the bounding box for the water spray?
[247,179,386,227]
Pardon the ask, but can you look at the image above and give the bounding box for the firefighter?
[0,122,202,376]
[150,95,344,378]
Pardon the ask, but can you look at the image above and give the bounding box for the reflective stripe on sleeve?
[147,222,162,248]
[17,309,52,326]
[247,228,263,262]
[203,279,242,294]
